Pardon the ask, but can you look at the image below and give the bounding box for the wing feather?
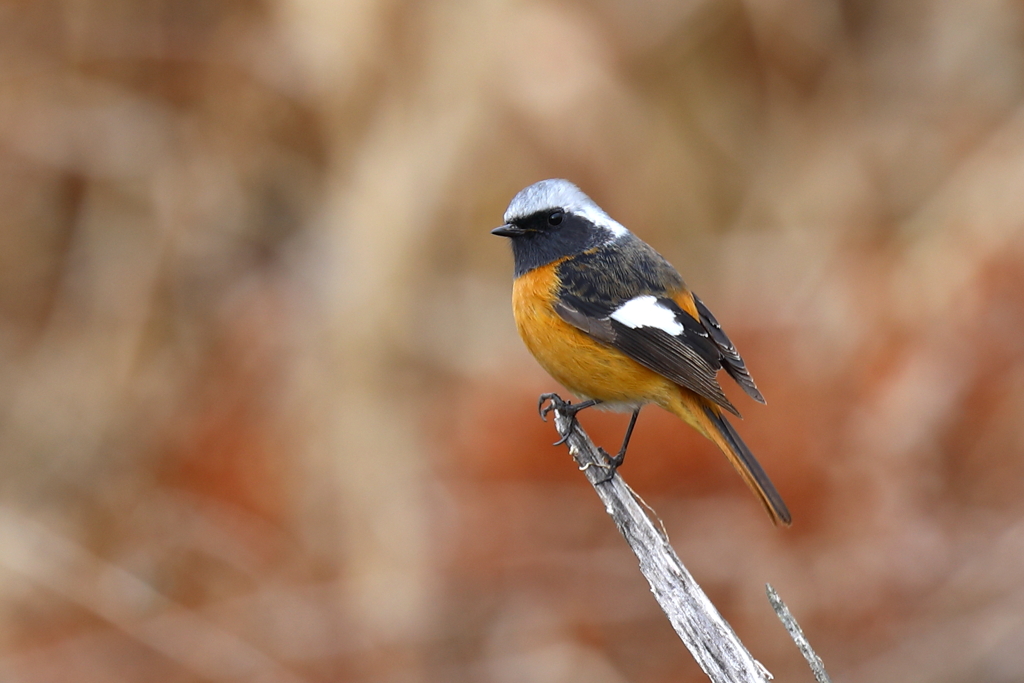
[551,239,762,412]
[555,298,741,416]
[692,294,765,404]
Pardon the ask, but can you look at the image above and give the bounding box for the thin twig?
[766,584,832,683]
[544,397,771,683]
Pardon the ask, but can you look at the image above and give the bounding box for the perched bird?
[492,179,790,525]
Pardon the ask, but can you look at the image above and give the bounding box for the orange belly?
[512,262,677,408]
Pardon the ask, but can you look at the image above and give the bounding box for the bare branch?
[545,398,771,683]
[766,584,832,683]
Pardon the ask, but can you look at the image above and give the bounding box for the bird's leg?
[593,407,641,484]
[538,393,602,445]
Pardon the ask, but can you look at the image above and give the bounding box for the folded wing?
[692,294,765,404]
[555,295,742,416]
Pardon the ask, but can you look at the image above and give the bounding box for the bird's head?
[492,179,630,276]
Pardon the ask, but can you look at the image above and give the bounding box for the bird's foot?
[538,394,600,420]
[537,394,600,446]
[588,447,625,484]
[537,393,569,422]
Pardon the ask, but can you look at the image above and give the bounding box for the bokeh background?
[2,1,1024,681]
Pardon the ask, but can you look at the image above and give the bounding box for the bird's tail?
[667,392,791,526]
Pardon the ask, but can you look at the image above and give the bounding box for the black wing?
[693,294,765,404]
[555,297,741,416]
[552,237,762,414]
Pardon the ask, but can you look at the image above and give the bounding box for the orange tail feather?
[667,392,791,526]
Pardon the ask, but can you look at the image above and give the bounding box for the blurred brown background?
[2,1,1024,681]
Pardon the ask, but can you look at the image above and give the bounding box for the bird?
[492,179,791,525]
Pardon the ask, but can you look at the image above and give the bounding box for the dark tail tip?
[704,406,791,526]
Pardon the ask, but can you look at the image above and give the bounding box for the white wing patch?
[610,296,684,335]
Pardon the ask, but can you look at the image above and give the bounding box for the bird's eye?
[548,210,563,226]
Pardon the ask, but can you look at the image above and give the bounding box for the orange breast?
[511,262,676,407]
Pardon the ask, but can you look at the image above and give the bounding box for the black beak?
[491,224,525,237]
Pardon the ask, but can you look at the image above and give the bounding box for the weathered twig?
[544,397,771,683]
[767,584,832,683]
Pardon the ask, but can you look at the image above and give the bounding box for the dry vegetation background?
[2,0,1024,682]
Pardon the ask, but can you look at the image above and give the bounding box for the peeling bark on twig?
[545,399,771,683]
[767,584,832,683]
